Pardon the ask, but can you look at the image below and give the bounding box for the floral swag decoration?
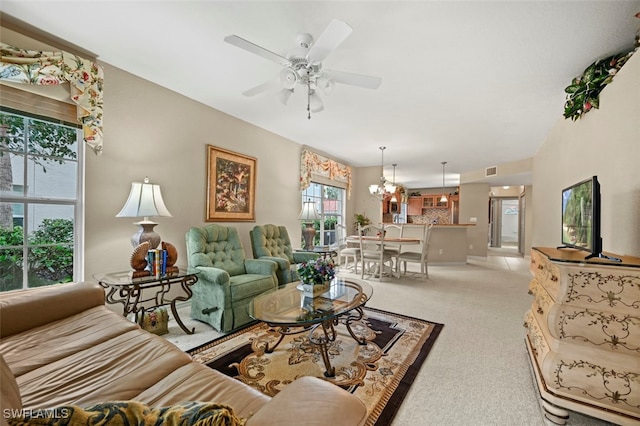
[300,148,352,199]
[297,257,336,285]
[0,42,104,154]
[563,13,640,121]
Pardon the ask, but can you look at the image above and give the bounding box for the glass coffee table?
[249,277,373,377]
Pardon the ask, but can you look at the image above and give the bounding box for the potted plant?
[296,257,336,297]
[353,213,371,234]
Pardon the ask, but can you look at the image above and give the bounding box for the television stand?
[556,246,622,262]
[585,252,622,262]
[525,247,640,425]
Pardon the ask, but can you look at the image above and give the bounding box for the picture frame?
[206,145,256,222]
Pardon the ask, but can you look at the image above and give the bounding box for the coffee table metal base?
[260,309,368,378]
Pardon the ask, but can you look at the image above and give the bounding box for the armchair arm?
[244,259,277,277]
[292,251,320,264]
[246,376,367,426]
[195,266,230,286]
[255,256,290,272]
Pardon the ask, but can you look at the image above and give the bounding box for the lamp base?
[302,222,316,251]
[131,219,161,249]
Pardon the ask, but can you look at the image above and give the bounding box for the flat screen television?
[560,176,618,261]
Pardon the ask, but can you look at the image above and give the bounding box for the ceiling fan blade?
[306,19,352,65]
[324,69,382,89]
[224,35,291,66]
[242,78,280,97]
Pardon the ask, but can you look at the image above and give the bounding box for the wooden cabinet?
[407,197,422,215]
[524,247,640,425]
[422,195,448,209]
[407,195,452,216]
[422,196,435,208]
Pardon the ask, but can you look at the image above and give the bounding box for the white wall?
[532,51,640,257]
[83,63,327,278]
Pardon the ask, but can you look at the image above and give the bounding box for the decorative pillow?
[6,400,246,426]
[139,306,169,335]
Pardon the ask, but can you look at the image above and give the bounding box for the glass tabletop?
[93,267,199,287]
[249,277,373,326]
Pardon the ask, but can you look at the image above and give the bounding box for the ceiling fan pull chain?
[307,68,312,120]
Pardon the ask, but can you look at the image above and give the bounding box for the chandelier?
[369,146,396,201]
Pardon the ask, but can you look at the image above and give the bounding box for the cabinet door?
[407,197,422,215]
[436,196,448,208]
[422,196,435,208]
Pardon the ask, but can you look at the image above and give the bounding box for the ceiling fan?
[224,19,382,119]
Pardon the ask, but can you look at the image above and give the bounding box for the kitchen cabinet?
[407,197,422,216]
[422,195,448,209]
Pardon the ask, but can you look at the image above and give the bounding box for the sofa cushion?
[133,363,270,420]
[1,353,21,411]
[5,400,245,426]
[0,305,139,377]
[245,376,367,426]
[16,329,192,410]
[0,282,105,338]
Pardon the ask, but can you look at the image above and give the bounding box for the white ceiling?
[2,1,639,188]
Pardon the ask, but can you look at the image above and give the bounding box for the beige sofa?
[0,282,367,425]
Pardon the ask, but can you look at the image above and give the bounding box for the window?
[0,109,82,292]
[301,182,345,247]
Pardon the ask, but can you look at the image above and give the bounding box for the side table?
[295,248,337,260]
[93,268,199,335]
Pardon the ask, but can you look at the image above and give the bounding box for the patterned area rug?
[188,307,443,426]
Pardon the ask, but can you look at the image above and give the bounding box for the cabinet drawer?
[558,266,640,315]
[547,304,640,356]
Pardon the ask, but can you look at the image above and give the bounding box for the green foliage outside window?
[0,219,74,292]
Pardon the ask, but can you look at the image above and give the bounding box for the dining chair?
[335,224,360,272]
[358,224,394,281]
[395,224,434,280]
[382,224,404,257]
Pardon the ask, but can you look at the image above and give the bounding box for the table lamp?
[298,199,319,250]
[116,177,172,249]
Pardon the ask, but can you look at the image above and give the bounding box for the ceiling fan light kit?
[225,19,382,119]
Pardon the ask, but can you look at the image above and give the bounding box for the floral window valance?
[300,148,352,199]
[0,42,104,154]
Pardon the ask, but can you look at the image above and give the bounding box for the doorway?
[489,197,520,250]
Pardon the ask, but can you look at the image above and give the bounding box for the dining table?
[346,235,422,278]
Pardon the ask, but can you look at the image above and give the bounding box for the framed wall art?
[206,145,256,222]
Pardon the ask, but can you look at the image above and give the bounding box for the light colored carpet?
[163,252,615,426]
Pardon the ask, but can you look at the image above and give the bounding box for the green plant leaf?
[564,84,581,94]
[583,63,596,83]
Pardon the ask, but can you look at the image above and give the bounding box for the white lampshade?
[280,68,298,89]
[116,177,172,248]
[278,88,294,105]
[440,194,448,203]
[298,200,319,221]
[116,178,172,218]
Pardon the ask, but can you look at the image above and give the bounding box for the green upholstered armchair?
[249,224,318,286]
[186,224,278,332]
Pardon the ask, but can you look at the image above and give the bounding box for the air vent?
[485,166,498,177]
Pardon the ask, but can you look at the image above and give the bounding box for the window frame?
[0,108,84,290]
[301,182,346,247]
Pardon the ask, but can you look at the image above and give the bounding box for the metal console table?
[94,268,199,335]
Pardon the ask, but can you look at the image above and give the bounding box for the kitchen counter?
[402,223,475,264]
